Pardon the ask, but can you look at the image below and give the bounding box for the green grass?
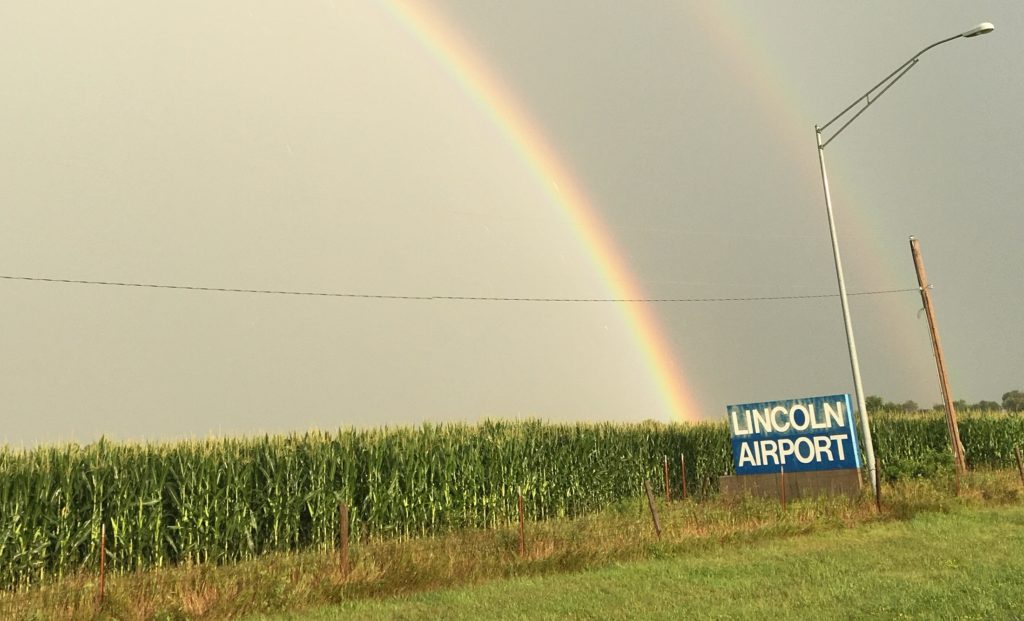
[257,504,1024,620]
[3,469,1021,620]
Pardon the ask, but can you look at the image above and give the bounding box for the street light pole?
[814,23,993,494]
[815,125,876,492]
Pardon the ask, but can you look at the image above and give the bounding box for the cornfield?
[1,413,1020,590]
[0,420,728,589]
[872,411,1024,475]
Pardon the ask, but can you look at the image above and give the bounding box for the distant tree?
[865,395,885,411]
[973,400,1002,411]
[932,403,944,412]
[953,399,968,411]
[1003,390,1024,412]
[899,400,919,413]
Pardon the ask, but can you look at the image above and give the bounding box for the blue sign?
[726,394,861,475]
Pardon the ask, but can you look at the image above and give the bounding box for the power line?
[0,274,919,303]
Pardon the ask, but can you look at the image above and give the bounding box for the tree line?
[866,389,1024,414]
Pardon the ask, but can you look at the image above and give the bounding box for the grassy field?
[265,504,1024,620]
[3,468,1021,620]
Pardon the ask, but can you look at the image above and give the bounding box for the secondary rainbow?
[384,2,702,422]
[688,3,927,376]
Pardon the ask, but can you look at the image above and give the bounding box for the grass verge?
[271,504,1024,620]
[2,468,1021,620]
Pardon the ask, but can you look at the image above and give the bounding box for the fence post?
[954,460,962,496]
[874,463,882,513]
[97,523,106,607]
[778,465,786,510]
[1015,447,1024,487]
[680,453,688,500]
[663,455,671,502]
[643,479,662,540]
[339,503,350,577]
[518,490,526,558]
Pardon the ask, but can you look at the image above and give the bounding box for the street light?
[814,23,994,493]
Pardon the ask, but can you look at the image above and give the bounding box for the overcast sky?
[2,1,1020,446]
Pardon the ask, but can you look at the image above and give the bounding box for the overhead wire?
[0,274,919,303]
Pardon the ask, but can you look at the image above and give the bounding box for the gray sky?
[2,1,1020,445]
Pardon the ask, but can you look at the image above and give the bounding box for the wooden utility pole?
[909,236,966,472]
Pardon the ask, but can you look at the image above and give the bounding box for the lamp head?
[962,22,995,38]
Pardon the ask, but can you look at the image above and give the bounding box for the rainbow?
[687,4,926,368]
[383,2,702,422]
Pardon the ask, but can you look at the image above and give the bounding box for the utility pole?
[909,236,966,472]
